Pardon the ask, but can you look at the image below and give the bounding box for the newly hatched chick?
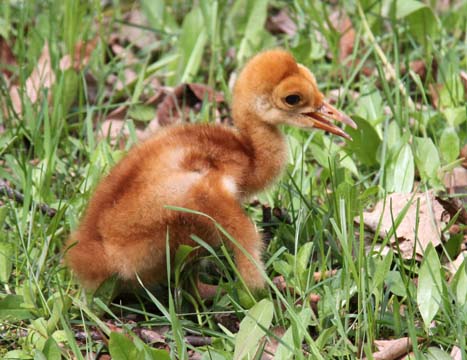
[65,49,356,291]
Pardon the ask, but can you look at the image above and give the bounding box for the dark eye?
[284,94,301,106]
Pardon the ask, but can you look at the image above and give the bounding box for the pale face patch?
[254,96,288,124]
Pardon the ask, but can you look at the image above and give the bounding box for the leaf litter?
[357,191,445,259]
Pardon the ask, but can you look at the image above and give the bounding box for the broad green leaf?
[140,0,177,32]
[92,274,120,310]
[4,350,32,359]
[386,121,402,153]
[202,351,227,360]
[443,107,467,127]
[315,325,337,350]
[233,298,274,360]
[168,7,207,85]
[237,0,268,62]
[174,245,196,276]
[42,337,61,360]
[425,347,452,360]
[128,105,156,123]
[46,293,72,334]
[355,90,384,125]
[393,0,439,43]
[345,116,382,166]
[392,144,414,193]
[180,29,208,83]
[451,259,467,305]
[417,244,443,327]
[296,242,313,276]
[439,127,459,163]
[385,271,407,297]
[393,0,426,19]
[0,242,14,283]
[370,252,393,296]
[273,260,292,277]
[0,294,34,321]
[413,137,440,181]
[61,69,79,114]
[131,334,171,360]
[275,307,312,359]
[109,332,141,360]
[34,350,47,360]
[142,347,170,360]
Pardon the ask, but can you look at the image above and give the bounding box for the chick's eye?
[284,94,301,106]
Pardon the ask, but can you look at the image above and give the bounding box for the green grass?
[1,0,467,359]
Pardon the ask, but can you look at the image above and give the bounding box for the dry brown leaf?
[356,191,445,259]
[0,36,17,79]
[327,88,360,105]
[157,83,224,126]
[428,83,443,109]
[98,119,145,149]
[138,328,166,344]
[460,144,467,169]
[266,9,297,36]
[26,42,55,105]
[446,251,467,275]
[444,167,467,196]
[364,337,416,360]
[436,194,467,225]
[261,326,287,360]
[450,345,462,360]
[329,10,356,63]
[410,60,426,79]
[7,42,56,115]
[59,37,98,71]
[123,10,158,49]
[460,71,467,95]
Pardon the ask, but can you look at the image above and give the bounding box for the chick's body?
[66,123,286,290]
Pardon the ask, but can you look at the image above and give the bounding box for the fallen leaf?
[156,83,224,126]
[460,71,467,95]
[266,9,297,36]
[138,328,166,344]
[98,119,145,149]
[444,167,467,200]
[8,42,57,116]
[461,144,467,169]
[329,10,356,63]
[451,345,462,360]
[327,87,360,105]
[214,312,239,333]
[25,42,55,105]
[0,36,17,79]
[364,337,417,360]
[59,37,98,71]
[261,326,287,360]
[122,10,158,49]
[106,68,139,91]
[410,60,426,79]
[428,83,443,109]
[356,191,445,258]
[436,194,467,225]
[99,90,164,142]
[446,250,467,275]
[110,42,139,65]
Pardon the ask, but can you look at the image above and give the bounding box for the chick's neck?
[234,109,288,194]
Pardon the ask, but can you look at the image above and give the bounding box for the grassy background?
[1,0,467,359]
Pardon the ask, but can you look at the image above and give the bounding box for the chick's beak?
[303,101,357,140]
